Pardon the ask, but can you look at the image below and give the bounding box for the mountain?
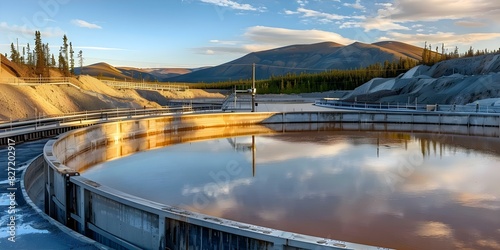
[168,41,425,83]
[75,63,197,81]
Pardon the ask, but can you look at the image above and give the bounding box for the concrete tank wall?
[26,111,500,250]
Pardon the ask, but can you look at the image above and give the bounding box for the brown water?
[83,131,500,250]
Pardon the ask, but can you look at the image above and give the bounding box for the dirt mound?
[0,73,223,121]
[344,54,500,105]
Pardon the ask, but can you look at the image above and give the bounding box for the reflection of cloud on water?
[181,178,253,198]
[256,209,287,222]
[400,157,500,208]
[416,221,453,238]
[86,131,500,249]
[477,239,500,249]
[454,193,500,210]
[251,137,351,164]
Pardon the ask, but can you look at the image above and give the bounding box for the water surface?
[83,131,500,250]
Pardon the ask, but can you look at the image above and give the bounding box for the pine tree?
[421,41,432,65]
[78,50,83,75]
[62,35,69,63]
[26,43,33,66]
[44,43,50,67]
[59,35,70,76]
[10,43,20,63]
[51,54,56,67]
[22,47,25,64]
[441,43,446,61]
[69,42,75,75]
[34,31,47,76]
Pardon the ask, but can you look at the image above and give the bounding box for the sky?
[0,0,499,68]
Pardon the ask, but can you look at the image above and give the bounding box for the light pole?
[251,63,256,112]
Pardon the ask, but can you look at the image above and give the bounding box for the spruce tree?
[78,50,83,75]
[69,42,75,75]
[34,31,47,76]
[10,43,20,63]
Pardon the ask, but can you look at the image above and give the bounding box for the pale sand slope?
[0,74,223,122]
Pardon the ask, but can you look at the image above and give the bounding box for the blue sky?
[1,0,499,68]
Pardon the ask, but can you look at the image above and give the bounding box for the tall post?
[251,63,256,112]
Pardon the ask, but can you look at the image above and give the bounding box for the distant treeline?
[195,57,418,94]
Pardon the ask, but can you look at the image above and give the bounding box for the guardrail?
[0,77,81,89]
[315,99,500,113]
[0,104,222,145]
[0,77,70,84]
[101,80,189,91]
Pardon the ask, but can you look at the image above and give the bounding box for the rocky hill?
[343,54,500,105]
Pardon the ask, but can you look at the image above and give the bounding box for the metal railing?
[0,77,71,85]
[101,80,189,91]
[315,99,500,114]
[0,104,222,137]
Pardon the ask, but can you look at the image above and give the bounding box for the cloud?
[244,26,354,46]
[194,26,354,55]
[380,31,500,46]
[343,0,365,10]
[199,0,265,12]
[0,22,65,38]
[362,17,410,31]
[454,20,486,27]
[75,46,126,51]
[209,39,239,45]
[284,7,365,26]
[294,7,355,20]
[284,9,299,15]
[363,0,500,31]
[71,19,102,29]
[381,0,500,23]
[296,0,309,7]
[194,46,248,55]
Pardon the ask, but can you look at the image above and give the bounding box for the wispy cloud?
[75,46,126,51]
[454,20,486,28]
[285,7,365,24]
[195,26,354,55]
[296,0,309,7]
[343,0,365,11]
[209,39,240,45]
[0,22,65,37]
[362,18,410,31]
[71,19,102,29]
[244,26,354,45]
[364,0,500,32]
[199,0,266,12]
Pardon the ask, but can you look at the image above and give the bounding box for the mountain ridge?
[169,41,425,83]
[76,41,426,83]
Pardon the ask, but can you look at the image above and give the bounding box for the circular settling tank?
[82,129,500,250]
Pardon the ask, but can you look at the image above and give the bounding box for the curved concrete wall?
[26,111,500,250]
